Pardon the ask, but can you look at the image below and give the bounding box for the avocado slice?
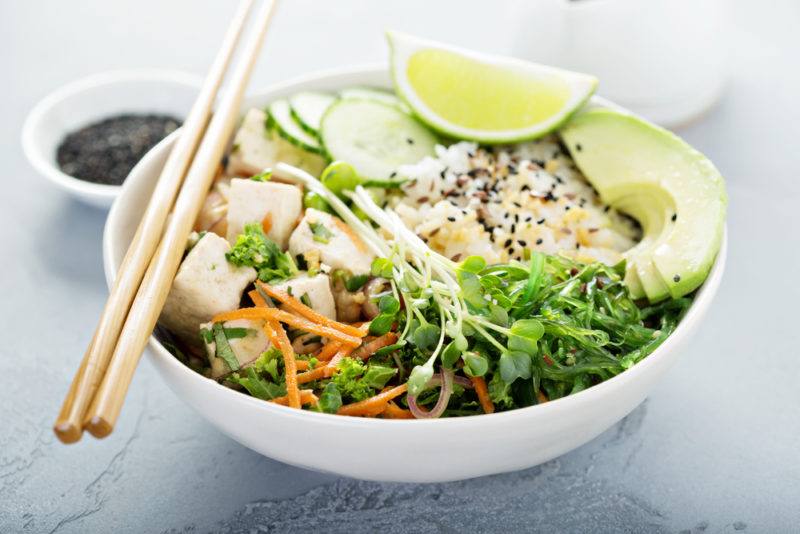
[560,108,726,301]
[614,190,675,302]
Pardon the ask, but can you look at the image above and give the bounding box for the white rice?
[390,137,639,265]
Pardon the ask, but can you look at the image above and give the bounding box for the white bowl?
[22,69,202,208]
[103,65,726,482]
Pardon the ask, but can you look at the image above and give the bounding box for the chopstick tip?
[85,416,114,439]
[53,422,83,444]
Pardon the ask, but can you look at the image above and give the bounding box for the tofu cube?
[289,209,376,275]
[273,273,336,319]
[160,233,256,347]
[226,178,302,248]
[200,319,270,379]
[228,108,326,177]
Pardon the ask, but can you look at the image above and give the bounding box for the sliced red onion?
[408,368,454,419]
[426,373,474,390]
[362,278,391,319]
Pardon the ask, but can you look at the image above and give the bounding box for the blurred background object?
[514,0,730,127]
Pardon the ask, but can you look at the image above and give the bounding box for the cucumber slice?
[320,98,437,180]
[288,91,336,137]
[339,87,408,111]
[266,99,322,154]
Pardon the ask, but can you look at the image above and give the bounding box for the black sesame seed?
[604,205,611,213]
[537,218,545,225]
[535,238,543,245]
[510,223,516,233]
[671,213,678,222]
[673,274,681,282]
[504,238,513,247]
[521,184,531,191]
[390,171,397,178]
[565,206,571,211]
[512,201,522,208]
[517,240,527,247]
[447,216,456,222]
[575,143,582,152]
[56,113,181,186]
[406,138,414,145]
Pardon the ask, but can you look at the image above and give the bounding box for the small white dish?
[22,69,202,208]
[104,66,726,482]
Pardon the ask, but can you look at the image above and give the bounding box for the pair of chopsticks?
[54,0,278,444]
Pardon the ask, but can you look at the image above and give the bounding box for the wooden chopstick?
[52,0,255,444]
[83,0,278,439]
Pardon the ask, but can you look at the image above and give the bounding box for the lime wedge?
[387,31,598,143]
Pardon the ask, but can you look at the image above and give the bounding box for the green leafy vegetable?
[318,383,342,413]
[212,323,239,372]
[254,347,282,381]
[230,368,285,400]
[362,365,397,389]
[225,223,297,282]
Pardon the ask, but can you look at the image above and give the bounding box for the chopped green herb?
[212,323,239,372]
[222,327,251,339]
[309,221,334,244]
[345,274,370,292]
[250,169,272,182]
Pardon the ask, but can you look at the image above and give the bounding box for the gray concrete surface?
[1,1,798,532]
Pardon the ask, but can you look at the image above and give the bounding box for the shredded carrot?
[331,217,368,252]
[296,366,327,384]
[537,390,549,404]
[315,341,343,361]
[248,289,268,308]
[471,376,495,414]
[257,318,280,347]
[257,282,365,338]
[381,401,414,419]
[337,383,408,417]
[295,360,312,371]
[212,307,361,346]
[261,212,272,235]
[269,389,318,406]
[263,320,301,409]
[350,333,398,361]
